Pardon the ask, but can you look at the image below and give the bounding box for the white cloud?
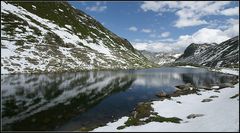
[141,28,152,33]
[132,24,238,52]
[132,42,175,53]
[179,19,239,44]
[128,26,138,32]
[184,28,229,44]
[86,2,107,12]
[224,18,239,37]
[174,8,208,27]
[140,1,235,28]
[161,32,170,38]
[221,7,239,16]
[207,19,228,30]
[140,1,178,12]
[175,19,208,28]
[227,18,239,25]
[135,1,238,52]
[158,38,175,42]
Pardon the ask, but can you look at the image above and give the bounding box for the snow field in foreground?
[92,68,239,132]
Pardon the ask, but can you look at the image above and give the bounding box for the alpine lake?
[1,67,238,131]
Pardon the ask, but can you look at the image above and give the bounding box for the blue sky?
[69,1,239,52]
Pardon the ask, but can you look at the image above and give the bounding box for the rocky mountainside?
[1,1,157,74]
[140,50,182,65]
[176,36,239,68]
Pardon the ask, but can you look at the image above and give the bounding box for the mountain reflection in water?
[1,67,236,131]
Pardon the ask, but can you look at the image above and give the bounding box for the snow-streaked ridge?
[176,36,239,68]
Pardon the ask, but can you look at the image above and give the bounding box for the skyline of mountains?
[1,1,239,74]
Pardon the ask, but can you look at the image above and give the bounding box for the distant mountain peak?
[139,50,182,65]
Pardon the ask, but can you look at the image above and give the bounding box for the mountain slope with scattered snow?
[176,36,239,68]
[140,50,182,65]
[1,1,156,74]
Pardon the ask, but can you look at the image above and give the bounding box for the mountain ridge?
[176,36,239,68]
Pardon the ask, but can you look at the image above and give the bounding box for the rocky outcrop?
[201,99,213,102]
[117,102,182,130]
[187,114,204,119]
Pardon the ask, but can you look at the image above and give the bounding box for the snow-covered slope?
[176,36,239,68]
[140,50,182,65]
[1,1,156,74]
[92,68,239,132]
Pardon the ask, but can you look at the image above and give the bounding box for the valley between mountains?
[1,1,239,132]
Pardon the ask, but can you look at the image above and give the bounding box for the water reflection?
[1,67,237,131]
[2,71,135,130]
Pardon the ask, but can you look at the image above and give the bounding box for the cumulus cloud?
[86,2,107,12]
[221,7,239,16]
[128,26,138,32]
[158,38,175,42]
[132,24,238,52]
[161,32,170,38]
[132,42,175,53]
[181,28,229,44]
[175,19,208,28]
[224,18,239,37]
[134,1,238,52]
[140,1,237,28]
[140,1,178,12]
[141,28,152,33]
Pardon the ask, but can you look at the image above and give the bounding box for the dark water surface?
[1,67,236,131]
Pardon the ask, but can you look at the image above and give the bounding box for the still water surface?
[1,67,236,131]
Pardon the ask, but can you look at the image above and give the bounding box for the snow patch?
[65,24,72,30]
[177,65,199,68]
[58,9,64,12]
[172,53,182,58]
[32,5,36,9]
[219,68,239,76]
